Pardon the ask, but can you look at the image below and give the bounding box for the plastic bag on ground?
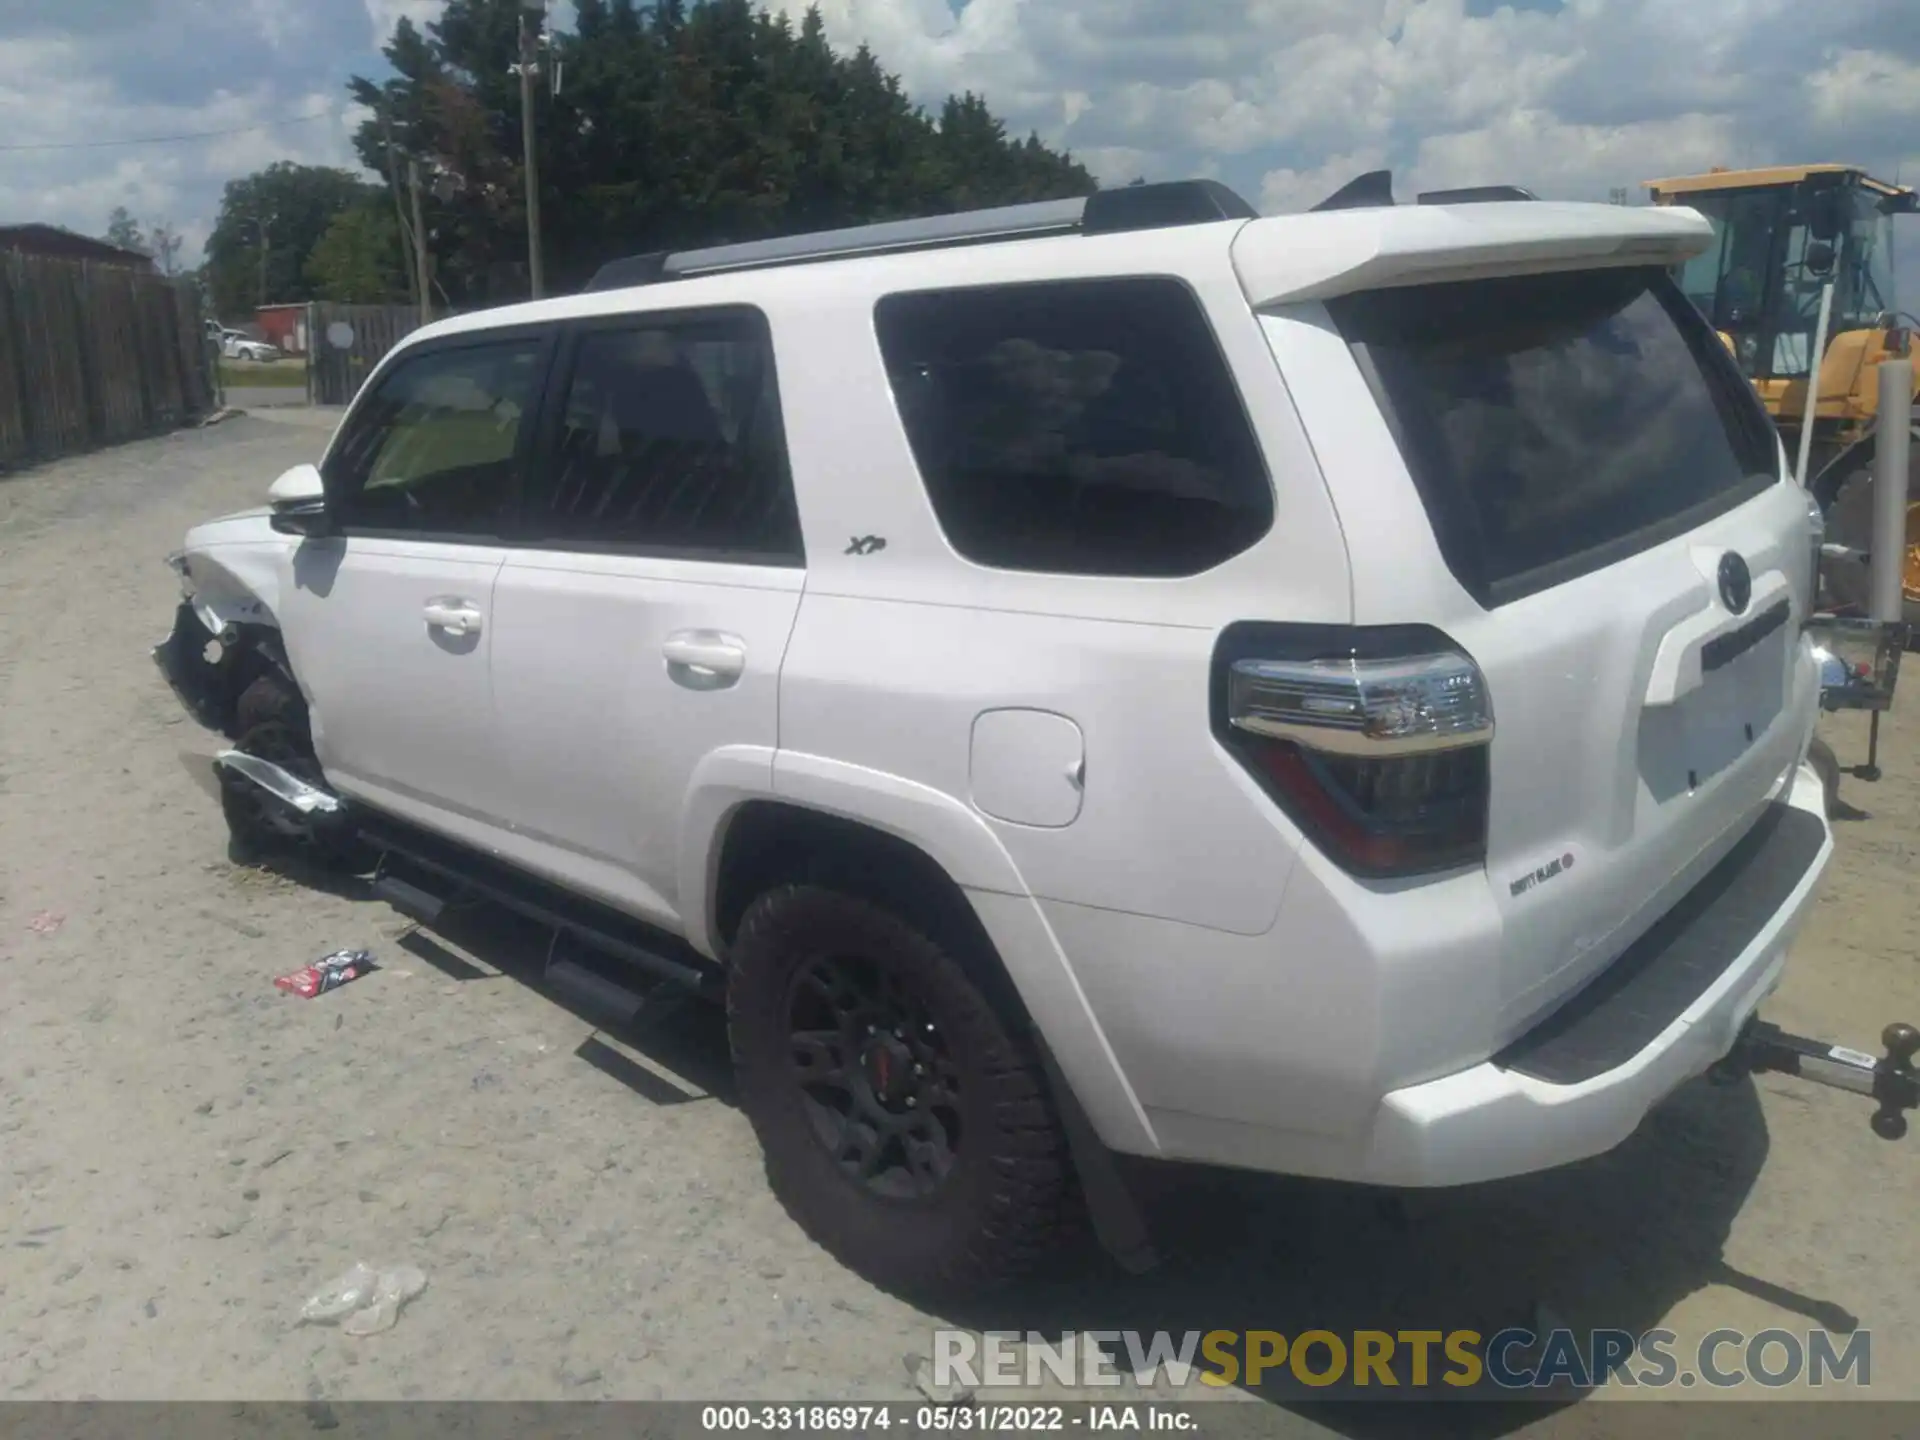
[341,1264,428,1336]
[300,1262,426,1333]
[300,1262,379,1324]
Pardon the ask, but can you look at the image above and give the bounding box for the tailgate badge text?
[1510,851,1576,898]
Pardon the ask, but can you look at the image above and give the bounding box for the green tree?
[351,0,1096,304]
[202,162,382,319]
[148,221,184,277]
[305,203,407,303]
[104,207,147,255]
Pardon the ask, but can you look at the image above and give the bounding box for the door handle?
[663,630,745,688]
[422,598,484,637]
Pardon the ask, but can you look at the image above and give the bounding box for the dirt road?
[2,417,1917,1426]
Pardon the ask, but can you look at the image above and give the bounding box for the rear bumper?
[1084,759,1834,1185]
[1359,762,1831,1186]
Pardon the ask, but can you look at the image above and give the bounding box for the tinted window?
[329,340,543,535]
[530,312,802,562]
[875,278,1273,577]
[1330,267,1779,607]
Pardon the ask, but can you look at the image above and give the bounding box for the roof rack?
[1307,171,1541,213]
[583,179,1259,293]
[1311,170,1396,212]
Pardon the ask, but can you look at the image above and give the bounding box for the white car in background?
[223,334,282,362]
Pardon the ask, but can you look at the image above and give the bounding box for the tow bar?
[1712,1020,1920,1139]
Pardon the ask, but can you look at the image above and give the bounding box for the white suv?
[157,177,1836,1296]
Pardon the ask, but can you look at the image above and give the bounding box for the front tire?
[727,885,1070,1297]
[221,672,369,872]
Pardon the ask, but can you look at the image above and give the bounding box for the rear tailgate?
[1240,209,1821,1041]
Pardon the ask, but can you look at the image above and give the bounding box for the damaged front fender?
[153,600,236,733]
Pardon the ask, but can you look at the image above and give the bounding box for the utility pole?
[517,3,546,299]
[382,104,419,313]
[408,158,432,324]
[257,214,270,306]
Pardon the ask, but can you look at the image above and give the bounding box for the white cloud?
[363,0,443,49]
[5,0,1917,304]
[1806,48,1920,132]
[773,0,1918,215]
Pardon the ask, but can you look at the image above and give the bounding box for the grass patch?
[220,359,307,389]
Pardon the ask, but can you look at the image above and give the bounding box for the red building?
[254,303,309,355]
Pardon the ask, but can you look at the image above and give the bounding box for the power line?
[0,107,337,154]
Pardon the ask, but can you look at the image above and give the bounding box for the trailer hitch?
[1711,1020,1920,1139]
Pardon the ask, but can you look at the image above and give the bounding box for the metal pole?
[1869,354,1914,623]
[257,216,270,309]
[382,106,419,314]
[408,159,432,325]
[519,7,545,300]
[1794,281,1836,487]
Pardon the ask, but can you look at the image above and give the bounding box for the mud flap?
[1034,1038,1160,1275]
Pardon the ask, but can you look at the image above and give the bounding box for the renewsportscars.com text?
[932,1327,1871,1393]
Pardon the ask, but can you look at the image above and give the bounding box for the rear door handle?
[423,598,484,637]
[663,630,745,687]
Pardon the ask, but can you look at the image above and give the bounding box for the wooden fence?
[307,302,422,407]
[0,252,215,470]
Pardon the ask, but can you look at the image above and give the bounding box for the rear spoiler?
[1230,202,1715,308]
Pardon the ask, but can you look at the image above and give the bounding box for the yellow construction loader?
[1646,164,1918,624]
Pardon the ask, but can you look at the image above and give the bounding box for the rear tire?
[727,884,1071,1298]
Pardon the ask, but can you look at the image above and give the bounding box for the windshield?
[1847,188,1897,322]
[1669,179,1897,380]
[1669,189,1785,376]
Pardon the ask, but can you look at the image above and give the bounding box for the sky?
[0,0,1916,306]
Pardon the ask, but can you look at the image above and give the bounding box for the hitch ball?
[1883,1023,1920,1068]
[1871,1023,1920,1141]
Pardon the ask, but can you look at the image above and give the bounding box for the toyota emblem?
[1717,552,1751,614]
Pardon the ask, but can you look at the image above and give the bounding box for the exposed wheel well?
[711,801,1032,1029]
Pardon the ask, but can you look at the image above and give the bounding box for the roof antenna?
[1311,170,1395,212]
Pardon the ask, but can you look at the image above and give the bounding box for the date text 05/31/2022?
[700,1406,1195,1432]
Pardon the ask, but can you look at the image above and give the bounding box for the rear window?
[875,278,1274,577]
[1328,266,1780,607]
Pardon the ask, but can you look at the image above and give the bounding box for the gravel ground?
[2,417,1917,1430]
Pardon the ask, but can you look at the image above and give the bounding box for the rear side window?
[1329,266,1779,607]
[875,278,1273,577]
[529,309,802,562]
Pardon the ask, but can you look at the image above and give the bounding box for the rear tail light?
[1215,626,1493,878]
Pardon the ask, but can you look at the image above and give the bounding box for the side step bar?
[214,749,719,1011]
[356,819,721,1003]
[375,859,666,1023]
[370,871,446,926]
[545,956,650,1027]
[1713,1019,1920,1139]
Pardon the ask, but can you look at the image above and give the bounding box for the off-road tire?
[727,884,1071,1298]
[222,672,369,872]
